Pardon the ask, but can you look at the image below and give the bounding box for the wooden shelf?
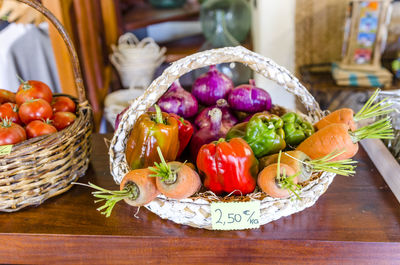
[163,34,253,63]
[122,1,200,31]
[164,34,205,62]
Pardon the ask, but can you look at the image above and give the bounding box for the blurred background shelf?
[121,1,200,31]
[164,34,253,63]
[164,34,204,62]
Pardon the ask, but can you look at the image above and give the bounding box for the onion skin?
[158,80,198,118]
[228,80,272,113]
[194,99,237,136]
[192,65,234,106]
[190,108,225,161]
[115,106,128,129]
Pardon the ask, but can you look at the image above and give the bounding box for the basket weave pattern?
[109,46,330,229]
[0,0,92,212]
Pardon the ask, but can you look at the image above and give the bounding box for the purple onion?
[158,80,198,118]
[190,108,224,160]
[228,80,272,113]
[194,99,238,136]
[115,106,129,130]
[192,65,234,106]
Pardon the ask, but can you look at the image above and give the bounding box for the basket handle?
[14,0,87,104]
[110,46,323,183]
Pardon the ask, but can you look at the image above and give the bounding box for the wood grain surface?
[1,134,400,264]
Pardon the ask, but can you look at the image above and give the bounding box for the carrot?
[260,151,310,178]
[297,117,393,161]
[257,151,300,199]
[314,89,393,131]
[76,168,160,217]
[185,162,197,171]
[150,147,201,200]
[120,169,160,207]
[259,150,357,183]
[315,108,356,131]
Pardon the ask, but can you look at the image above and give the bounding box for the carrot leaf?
[307,150,357,176]
[149,146,176,183]
[276,151,301,200]
[72,182,138,217]
[354,89,393,122]
[351,117,394,142]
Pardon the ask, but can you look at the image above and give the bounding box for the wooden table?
[1,134,400,264]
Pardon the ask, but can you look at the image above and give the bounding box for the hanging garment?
[0,22,60,93]
[0,20,8,31]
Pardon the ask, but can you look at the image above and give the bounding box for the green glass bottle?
[149,0,187,9]
[200,0,252,44]
[198,0,252,85]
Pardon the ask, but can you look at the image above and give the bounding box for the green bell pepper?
[281,112,314,146]
[226,121,248,140]
[226,113,286,158]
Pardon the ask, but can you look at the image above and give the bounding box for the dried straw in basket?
[109,46,333,229]
[0,0,92,212]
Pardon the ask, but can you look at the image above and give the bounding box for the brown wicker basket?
[0,0,92,212]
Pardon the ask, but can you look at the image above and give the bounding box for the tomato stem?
[43,118,53,125]
[12,105,18,113]
[0,118,12,128]
[16,75,31,90]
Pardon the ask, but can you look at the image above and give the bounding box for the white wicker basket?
[109,46,334,229]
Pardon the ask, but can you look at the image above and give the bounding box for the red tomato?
[52,111,76,130]
[19,99,53,125]
[0,119,26,145]
[0,103,21,124]
[16,80,53,105]
[51,96,76,113]
[0,89,16,104]
[26,120,57,139]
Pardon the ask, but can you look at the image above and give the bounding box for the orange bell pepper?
[125,105,179,170]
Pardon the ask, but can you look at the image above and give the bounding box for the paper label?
[0,145,12,155]
[211,201,260,230]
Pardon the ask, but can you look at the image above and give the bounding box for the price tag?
[0,145,12,155]
[211,201,260,230]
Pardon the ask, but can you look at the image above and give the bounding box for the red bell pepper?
[170,113,194,157]
[196,138,259,195]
